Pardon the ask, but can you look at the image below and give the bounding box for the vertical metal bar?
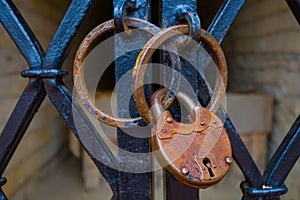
[113,0,152,199]
[164,171,199,200]
[160,0,200,199]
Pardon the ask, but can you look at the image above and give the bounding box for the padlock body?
[152,106,232,188]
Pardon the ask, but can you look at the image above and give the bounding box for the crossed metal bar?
[0,0,299,199]
[0,0,121,198]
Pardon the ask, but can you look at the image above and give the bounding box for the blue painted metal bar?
[0,178,7,200]
[41,0,121,196]
[114,0,152,199]
[0,1,121,199]
[0,189,7,200]
[286,0,300,24]
[161,0,200,199]
[208,0,246,43]
[198,0,265,189]
[263,115,300,186]
[0,0,46,176]
[0,0,299,199]
[43,0,94,69]
[21,69,68,78]
[0,82,45,175]
[224,116,265,188]
[0,0,44,67]
[43,79,120,197]
[241,181,287,198]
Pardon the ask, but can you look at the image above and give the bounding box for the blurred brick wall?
[0,0,70,198]
[224,0,300,199]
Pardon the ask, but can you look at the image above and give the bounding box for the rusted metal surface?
[150,88,231,188]
[160,1,201,198]
[0,0,299,199]
[0,1,121,198]
[113,1,152,198]
[74,17,182,128]
[133,26,228,123]
[74,18,157,128]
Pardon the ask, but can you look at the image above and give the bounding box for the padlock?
[151,88,232,188]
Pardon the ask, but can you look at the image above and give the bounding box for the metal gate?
[0,0,299,199]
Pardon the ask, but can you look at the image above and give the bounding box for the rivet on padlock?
[151,88,232,188]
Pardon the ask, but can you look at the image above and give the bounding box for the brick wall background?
[0,0,70,198]
[224,0,300,199]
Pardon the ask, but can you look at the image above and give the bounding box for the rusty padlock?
[151,88,232,188]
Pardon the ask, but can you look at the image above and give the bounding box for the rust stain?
[74,18,162,128]
[151,89,231,188]
[133,26,228,123]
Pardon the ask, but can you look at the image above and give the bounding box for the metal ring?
[133,25,228,123]
[74,17,182,128]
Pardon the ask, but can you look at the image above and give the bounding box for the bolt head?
[225,156,233,164]
[166,117,173,123]
[181,167,189,175]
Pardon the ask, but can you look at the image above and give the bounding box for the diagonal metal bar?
[0,82,45,175]
[0,171,7,199]
[42,0,121,195]
[0,188,7,200]
[199,0,265,188]
[0,0,46,176]
[0,1,121,197]
[0,0,44,67]
[286,0,300,24]
[208,0,246,43]
[260,0,300,190]
[263,115,300,186]
[43,79,120,197]
[223,115,265,187]
[43,0,94,69]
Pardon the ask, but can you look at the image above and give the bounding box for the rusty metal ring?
[133,25,228,123]
[74,17,182,128]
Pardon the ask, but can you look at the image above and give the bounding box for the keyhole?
[203,158,215,177]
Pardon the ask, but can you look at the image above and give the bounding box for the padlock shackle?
[151,88,198,121]
[133,26,228,123]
